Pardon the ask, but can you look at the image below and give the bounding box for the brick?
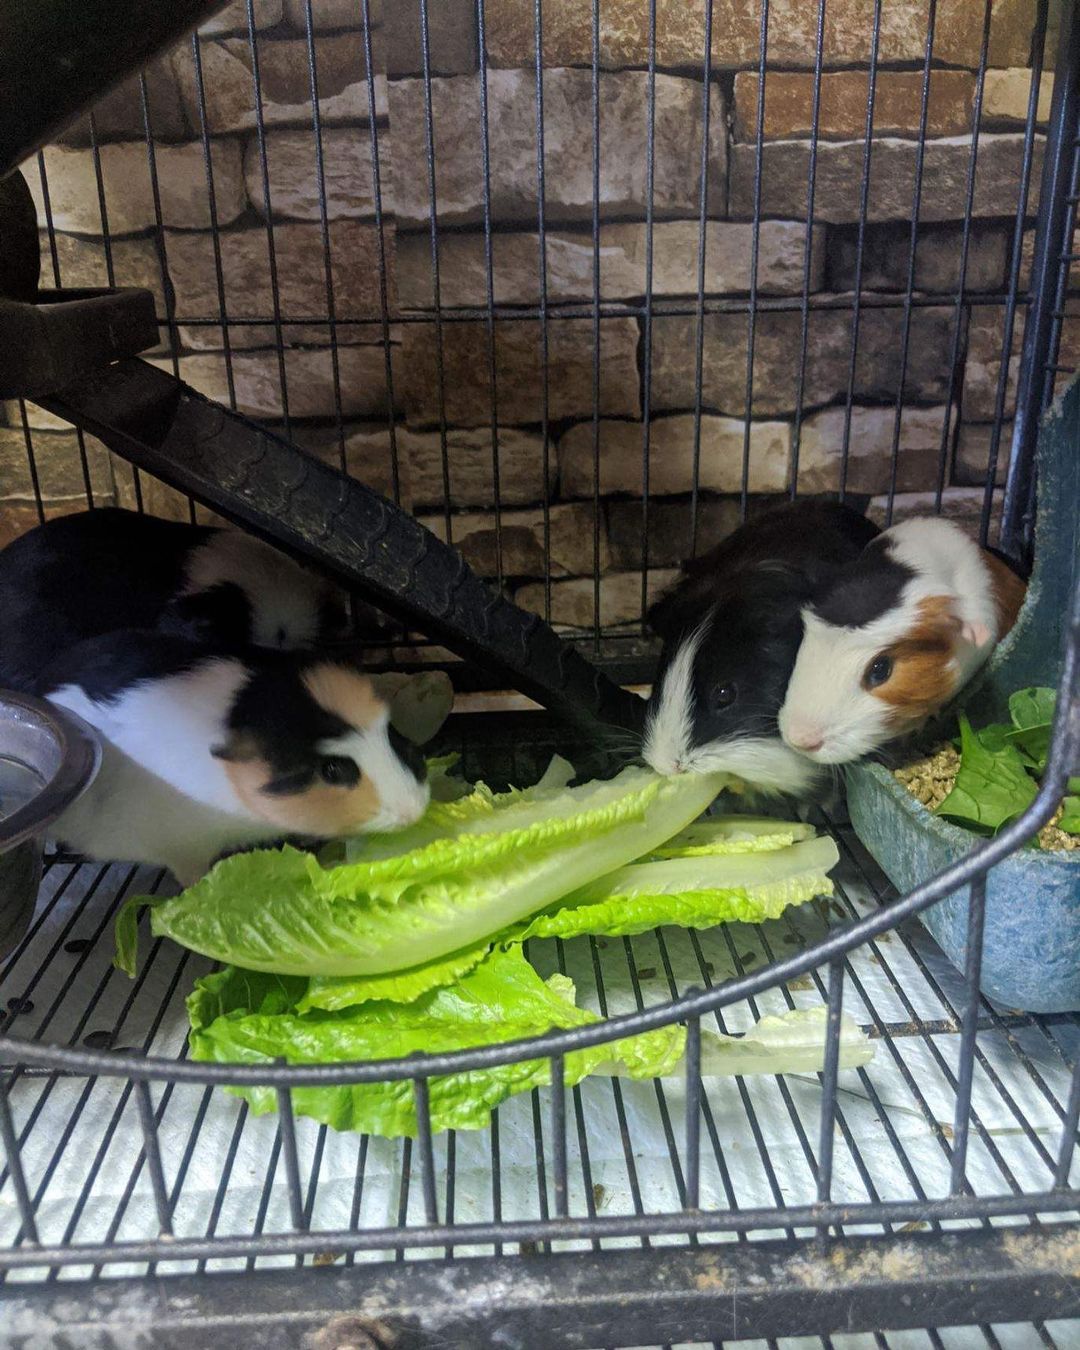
[983,68,1053,126]
[161,346,401,420]
[651,304,955,417]
[963,307,1019,421]
[201,0,284,34]
[797,405,956,495]
[829,222,1008,293]
[558,416,792,497]
[387,69,725,227]
[55,57,187,145]
[165,221,392,348]
[397,220,823,308]
[283,0,383,30]
[402,318,640,427]
[733,70,973,142]
[515,569,678,631]
[289,421,554,509]
[384,0,478,76]
[36,231,167,309]
[0,426,113,503]
[729,135,1042,225]
[173,33,385,135]
[483,0,1035,70]
[606,496,743,569]
[420,502,609,578]
[868,487,1003,544]
[244,128,385,220]
[953,422,1012,487]
[112,467,206,524]
[30,141,246,236]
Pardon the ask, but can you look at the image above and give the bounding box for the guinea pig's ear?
[960,619,992,647]
[210,730,262,763]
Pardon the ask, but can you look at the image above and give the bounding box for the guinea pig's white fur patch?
[644,621,821,796]
[779,517,1006,765]
[184,531,338,650]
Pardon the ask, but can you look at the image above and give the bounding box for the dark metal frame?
[2,0,1080,1344]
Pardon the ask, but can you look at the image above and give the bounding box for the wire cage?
[2,0,1080,1345]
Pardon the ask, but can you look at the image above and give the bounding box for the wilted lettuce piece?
[936,715,1037,833]
[508,835,840,942]
[646,816,816,859]
[147,767,728,977]
[188,945,684,1136]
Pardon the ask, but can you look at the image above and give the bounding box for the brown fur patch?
[302,664,384,730]
[224,756,381,836]
[980,549,1027,638]
[872,595,962,730]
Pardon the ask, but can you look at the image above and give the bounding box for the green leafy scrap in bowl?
[894,687,1080,850]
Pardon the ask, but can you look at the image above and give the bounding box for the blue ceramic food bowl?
[845,375,1080,1013]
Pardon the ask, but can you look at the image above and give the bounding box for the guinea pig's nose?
[788,726,826,754]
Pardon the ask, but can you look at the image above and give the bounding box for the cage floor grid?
[1,824,1078,1348]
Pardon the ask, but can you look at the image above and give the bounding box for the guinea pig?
[0,508,350,692]
[643,500,880,795]
[38,630,430,885]
[778,515,1028,766]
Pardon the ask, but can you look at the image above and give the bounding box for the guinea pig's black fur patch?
[35,630,210,702]
[647,500,880,641]
[224,657,358,780]
[655,563,814,746]
[809,542,916,629]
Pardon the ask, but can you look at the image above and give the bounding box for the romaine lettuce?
[189,945,873,1136]
[300,833,838,1012]
[143,767,729,977]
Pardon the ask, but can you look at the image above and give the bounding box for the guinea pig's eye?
[319,755,360,788]
[713,683,737,708]
[864,654,894,689]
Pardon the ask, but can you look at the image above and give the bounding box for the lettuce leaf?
[1059,797,1080,835]
[508,835,840,942]
[302,835,838,1012]
[936,714,1037,833]
[146,767,728,977]
[189,946,874,1136]
[188,945,684,1136]
[1004,686,1056,772]
[646,815,817,859]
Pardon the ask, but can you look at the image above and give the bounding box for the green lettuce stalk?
[140,767,728,977]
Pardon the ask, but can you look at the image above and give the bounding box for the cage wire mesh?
[2,0,1080,1344]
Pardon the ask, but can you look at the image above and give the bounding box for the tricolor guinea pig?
[39,631,430,885]
[643,500,881,795]
[0,508,349,692]
[778,515,1028,765]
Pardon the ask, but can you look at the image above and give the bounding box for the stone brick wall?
[3,0,1069,633]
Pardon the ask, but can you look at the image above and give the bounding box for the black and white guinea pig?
[40,630,430,885]
[643,500,881,795]
[0,508,349,692]
[778,515,1028,765]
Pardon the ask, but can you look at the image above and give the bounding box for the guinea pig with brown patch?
[0,508,351,693]
[37,630,430,885]
[778,515,1028,766]
[643,499,881,795]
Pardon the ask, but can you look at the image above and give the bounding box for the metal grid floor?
[1,791,1078,1346]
